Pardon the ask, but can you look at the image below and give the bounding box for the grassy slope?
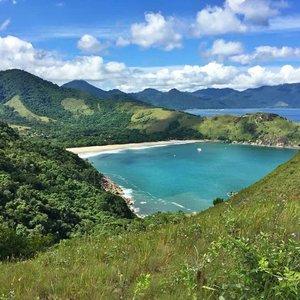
[61,98,94,116]
[4,95,51,122]
[0,152,299,299]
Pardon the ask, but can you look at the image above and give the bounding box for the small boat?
[197,148,202,152]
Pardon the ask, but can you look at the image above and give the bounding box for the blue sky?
[1,0,300,91]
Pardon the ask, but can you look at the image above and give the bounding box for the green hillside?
[0,144,299,299]
[0,122,134,259]
[0,69,299,298]
[1,69,300,148]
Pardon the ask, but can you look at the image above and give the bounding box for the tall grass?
[0,152,299,299]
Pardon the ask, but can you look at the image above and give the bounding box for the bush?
[213,198,224,206]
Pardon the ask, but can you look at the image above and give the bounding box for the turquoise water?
[185,108,300,122]
[88,143,296,215]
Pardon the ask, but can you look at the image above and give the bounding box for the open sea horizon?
[185,108,300,122]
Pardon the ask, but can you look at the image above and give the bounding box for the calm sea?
[185,108,300,122]
[88,143,296,215]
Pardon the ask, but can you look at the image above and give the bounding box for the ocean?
[88,142,296,215]
[185,108,300,122]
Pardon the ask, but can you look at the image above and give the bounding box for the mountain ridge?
[63,79,300,109]
[1,69,300,149]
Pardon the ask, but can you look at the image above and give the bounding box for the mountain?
[1,144,299,298]
[131,88,212,109]
[63,80,109,98]
[62,79,138,103]
[63,79,300,109]
[1,69,300,148]
[132,83,300,109]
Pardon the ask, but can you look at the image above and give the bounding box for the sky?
[1,0,300,91]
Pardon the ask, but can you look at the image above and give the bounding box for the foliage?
[0,122,134,258]
[133,273,151,300]
[213,198,224,206]
[0,151,298,298]
[0,70,300,148]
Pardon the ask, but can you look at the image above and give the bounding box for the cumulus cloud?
[230,46,300,64]
[130,12,182,51]
[194,6,247,35]
[1,35,300,92]
[0,18,10,31]
[204,39,244,61]
[226,0,282,25]
[193,0,286,36]
[77,34,108,53]
[0,35,127,85]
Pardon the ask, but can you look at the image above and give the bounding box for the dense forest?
[0,122,135,258]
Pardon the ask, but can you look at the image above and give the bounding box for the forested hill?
[0,121,134,258]
[62,79,139,103]
[1,69,300,148]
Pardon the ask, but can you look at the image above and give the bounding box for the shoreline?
[67,139,299,217]
[66,139,205,158]
[100,175,143,217]
[67,139,300,158]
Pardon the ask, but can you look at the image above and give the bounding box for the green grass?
[0,152,299,299]
[61,98,94,116]
[130,107,180,133]
[4,95,51,122]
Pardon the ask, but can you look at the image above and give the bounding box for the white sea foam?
[120,186,134,199]
[171,202,186,209]
[79,149,125,158]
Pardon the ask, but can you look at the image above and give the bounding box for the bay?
[88,143,296,215]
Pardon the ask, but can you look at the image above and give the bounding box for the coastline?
[66,139,204,158]
[100,175,143,217]
[67,139,299,217]
[67,139,300,158]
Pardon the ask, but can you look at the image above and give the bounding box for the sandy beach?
[66,139,204,157]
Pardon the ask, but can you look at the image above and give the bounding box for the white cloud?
[116,36,130,47]
[0,18,10,31]
[269,14,300,31]
[226,0,281,25]
[204,39,244,61]
[193,0,287,37]
[194,6,247,35]
[2,35,300,92]
[130,12,182,51]
[231,46,300,64]
[77,34,108,53]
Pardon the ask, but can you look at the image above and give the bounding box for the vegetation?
[0,145,299,298]
[0,122,134,259]
[130,83,300,109]
[0,69,299,299]
[212,197,224,206]
[1,69,300,148]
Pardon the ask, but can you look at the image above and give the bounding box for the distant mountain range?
[63,80,300,109]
